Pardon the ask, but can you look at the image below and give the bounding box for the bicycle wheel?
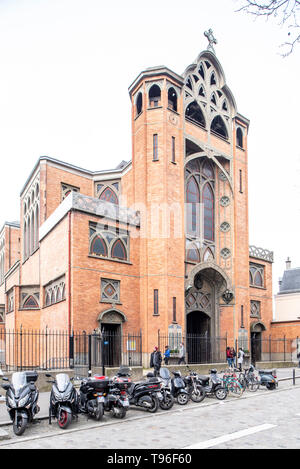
[247,377,259,392]
[229,380,244,397]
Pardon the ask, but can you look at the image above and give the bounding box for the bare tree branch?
[235,0,300,55]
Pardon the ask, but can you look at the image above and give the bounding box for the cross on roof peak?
[204,29,217,53]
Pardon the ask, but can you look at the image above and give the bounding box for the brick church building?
[0,35,276,365]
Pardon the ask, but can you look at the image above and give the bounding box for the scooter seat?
[198,376,209,385]
[259,370,273,375]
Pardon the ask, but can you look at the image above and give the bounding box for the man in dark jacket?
[151,347,162,376]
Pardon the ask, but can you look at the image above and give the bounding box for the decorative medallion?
[222,289,234,304]
[220,221,230,233]
[220,196,230,207]
[169,113,178,125]
[219,171,227,182]
[220,247,231,259]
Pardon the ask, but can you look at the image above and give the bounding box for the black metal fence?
[158,332,227,364]
[0,328,142,372]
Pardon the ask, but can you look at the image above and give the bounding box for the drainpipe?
[68,211,72,336]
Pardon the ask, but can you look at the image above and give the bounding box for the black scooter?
[197,369,228,400]
[158,368,174,410]
[258,369,278,390]
[93,374,130,419]
[1,371,40,436]
[78,376,105,420]
[117,367,162,413]
[46,372,79,429]
[170,370,189,405]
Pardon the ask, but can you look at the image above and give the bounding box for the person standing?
[178,342,186,365]
[164,345,170,365]
[226,347,231,368]
[153,347,162,376]
[237,348,245,371]
[230,347,236,368]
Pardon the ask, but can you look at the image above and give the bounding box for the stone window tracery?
[101,278,120,303]
[250,300,261,318]
[7,290,14,313]
[20,289,40,310]
[249,263,264,288]
[61,183,80,201]
[183,58,230,140]
[89,222,129,262]
[94,180,120,206]
[23,175,40,260]
[44,276,66,307]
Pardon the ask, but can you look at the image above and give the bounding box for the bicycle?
[238,366,259,392]
[222,369,244,397]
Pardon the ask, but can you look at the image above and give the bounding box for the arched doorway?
[97,309,127,366]
[185,263,232,363]
[250,321,266,365]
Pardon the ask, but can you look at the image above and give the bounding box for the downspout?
[68,211,72,335]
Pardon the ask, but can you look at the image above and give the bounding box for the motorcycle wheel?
[13,413,28,436]
[159,393,174,410]
[95,402,104,421]
[177,392,189,405]
[266,382,276,390]
[191,386,206,403]
[58,409,72,429]
[214,387,227,400]
[112,406,127,419]
[147,396,159,413]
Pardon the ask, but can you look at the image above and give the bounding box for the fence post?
[20,325,23,371]
[88,334,92,376]
[269,335,271,362]
[235,338,238,368]
[69,331,74,369]
[158,329,160,350]
[101,333,105,376]
[284,335,286,362]
[293,368,296,385]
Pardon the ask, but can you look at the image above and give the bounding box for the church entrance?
[187,310,211,363]
[97,309,127,367]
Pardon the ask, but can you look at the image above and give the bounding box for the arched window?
[236,127,243,148]
[90,236,108,257]
[27,216,31,259]
[186,244,200,263]
[210,115,228,139]
[23,295,39,309]
[185,101,206,128]
[203,183,214,241]
[45,291,51,307]
[50,289,55,305]
[136,92,143,116]
[99,187,118,205]
[35,205,39,250]
[186,176,200,234]
[31,212,35,254]
[249,264,264,287]
[111,239,127,260]
[203,247,214,262]
[56,287,62,303]
[168,87,177,112]
[24,220,27,259]
[149,84,161,107]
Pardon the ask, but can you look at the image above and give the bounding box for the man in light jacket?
[178,342,186,365]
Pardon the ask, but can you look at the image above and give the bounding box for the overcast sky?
[0,0,299,296]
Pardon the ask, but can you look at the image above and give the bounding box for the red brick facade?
[0,49,287,364]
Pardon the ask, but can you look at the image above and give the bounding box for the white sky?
[0,0,299,295]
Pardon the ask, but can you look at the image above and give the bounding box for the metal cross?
[204,29,217,53]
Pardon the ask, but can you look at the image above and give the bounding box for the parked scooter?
[78,376,105,420]
[156,368,174,410]
[93,374,130,419]
[258,368,278,390]
[1,371,40,436]
[116,367,162,413]
[170,370,190,405]
[197,369,228,400]
[184,367,206,403]
[46,372,79,429]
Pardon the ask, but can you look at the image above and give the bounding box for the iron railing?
[0,328,142,372]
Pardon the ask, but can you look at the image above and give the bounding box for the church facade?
[0,40,275,364]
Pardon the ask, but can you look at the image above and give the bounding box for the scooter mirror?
[2,377,8,381]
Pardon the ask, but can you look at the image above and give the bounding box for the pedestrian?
[178,342,186,365]
[151,346,162,376]
[230,347,236,368]
[237,347,244,371]
[297,351,300,368]
[164,345,170,365]
[226,346,231,368]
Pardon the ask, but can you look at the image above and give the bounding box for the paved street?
[0,369,300,449]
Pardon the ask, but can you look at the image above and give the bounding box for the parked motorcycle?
[1,371,40,436]
[170,370,190,405]
[78,376,105,420]
[116,367,162,413]
[184,367,206,403]
[93,374,130,419]
[46,372,79,429]
[197,369,228,400]
[258,368,278,390]
[155,368,174,410]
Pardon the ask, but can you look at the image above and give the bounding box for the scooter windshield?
[160,368,170,380]
[11,372,27,394]
[55,373,71,392]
